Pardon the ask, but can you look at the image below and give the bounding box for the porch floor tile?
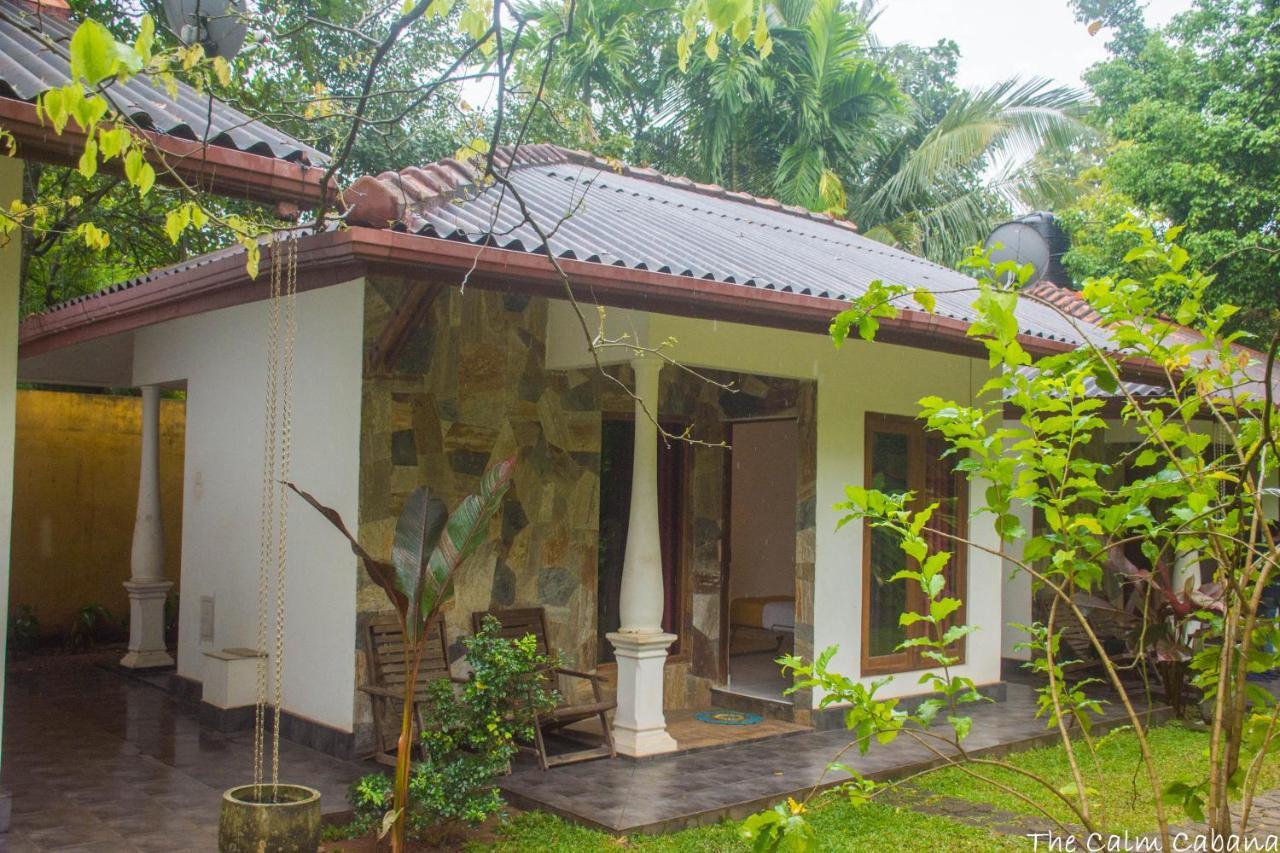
[1,653,374,852]
[498,681,1169,836]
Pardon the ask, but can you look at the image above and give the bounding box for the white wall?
[1000,482,1034,661]
[132,279,365,732]
[730,419,799,600]
[0,156,22,781]
[593,308,1006,706]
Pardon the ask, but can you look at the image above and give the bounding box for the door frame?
[717,415,802,685]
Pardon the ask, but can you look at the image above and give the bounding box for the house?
[0,0,329,824]
[16,141,1162,761]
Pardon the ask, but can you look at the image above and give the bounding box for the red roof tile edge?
[1022,279,1104,326]
[340,143,860,233]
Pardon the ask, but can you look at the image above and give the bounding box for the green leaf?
[97,127,128,160]
[134,14,155,59]
[391,487,449,642]
[77,139,97,179]
[284,482,405,611]
[422,455,516,621]
[136,161,155,197]
[69,19,140,86]
[930,597,961,622]
[70,93,108,132]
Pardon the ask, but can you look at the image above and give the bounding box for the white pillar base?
[120,579,174,669]
[607,630,678,757]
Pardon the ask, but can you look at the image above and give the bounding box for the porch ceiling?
[17,330,133,387]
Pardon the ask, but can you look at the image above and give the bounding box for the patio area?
[1,655,371,852]
[0,654,1172,848]
[499,679,1170,835]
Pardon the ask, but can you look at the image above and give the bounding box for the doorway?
[721,418,799,701]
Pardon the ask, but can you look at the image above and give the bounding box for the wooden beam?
[365,282,443,374]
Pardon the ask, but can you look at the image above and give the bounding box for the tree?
[849,73,1090,265]
[523,1,1089,262]
[516,0,679,159]
[674,0,898,211]
[12,0,475,318]
[1062,0,1280,338]
[749,221,1280,849]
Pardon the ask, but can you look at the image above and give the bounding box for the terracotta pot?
[219,784,322,852]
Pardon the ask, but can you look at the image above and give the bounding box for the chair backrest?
[471,607,552,658]
[365,614,451,699]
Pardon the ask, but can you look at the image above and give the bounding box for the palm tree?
[516,0,679,146]
[674,0,899,210]
[849,76,1092,264]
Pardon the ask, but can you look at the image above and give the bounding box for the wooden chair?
[472,607,617,770]
[360,613,464,766]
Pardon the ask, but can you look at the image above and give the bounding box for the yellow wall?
[11,389,185,636]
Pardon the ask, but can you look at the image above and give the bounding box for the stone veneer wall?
[354,278,817,749]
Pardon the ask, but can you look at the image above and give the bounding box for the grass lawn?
[464,722,1277,851]
[914,721,1280,836]
[471,799,1023,851]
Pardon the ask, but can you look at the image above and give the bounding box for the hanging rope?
[253,233,283,794]
[252,230,298,798]
[272,233,298,792]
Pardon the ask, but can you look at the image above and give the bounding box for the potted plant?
[288,455,515,853]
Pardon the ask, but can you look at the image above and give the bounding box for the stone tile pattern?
[2,656,370,853]
[354,281,817,749]
[497,681,1161,835]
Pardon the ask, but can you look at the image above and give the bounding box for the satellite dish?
[983,211,1071,287]
[161,0,248,59]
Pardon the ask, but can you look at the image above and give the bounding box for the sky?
[870,0,1196,90]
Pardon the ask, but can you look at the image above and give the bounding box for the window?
[861,413,967,674]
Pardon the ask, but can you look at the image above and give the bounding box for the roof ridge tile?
[341,143,861,232]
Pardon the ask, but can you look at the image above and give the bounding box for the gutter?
[0,97,336,208]
[16,227,1173,388]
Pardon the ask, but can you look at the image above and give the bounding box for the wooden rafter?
[366,282,444,374]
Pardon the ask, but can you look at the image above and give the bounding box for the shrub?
[349,616,558,841]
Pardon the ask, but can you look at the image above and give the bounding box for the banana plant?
[287,454,515,852]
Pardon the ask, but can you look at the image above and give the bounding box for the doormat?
[694,709,763,726]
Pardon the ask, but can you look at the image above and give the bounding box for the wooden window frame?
[860,412,968,676]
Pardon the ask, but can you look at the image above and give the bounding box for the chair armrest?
[358,684,403,699]
[554,666,608,683]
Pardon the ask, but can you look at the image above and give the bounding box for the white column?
[607,356,677,756]
[0,155,23,832]
[121,385,174,668]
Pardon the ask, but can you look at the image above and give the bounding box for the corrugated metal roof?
[345,144,1111,347]
[0,1,324,163]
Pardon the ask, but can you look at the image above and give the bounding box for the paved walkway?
[1,654,371,852]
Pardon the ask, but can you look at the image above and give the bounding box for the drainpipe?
[120,385,174,669]
[606,355,678,756]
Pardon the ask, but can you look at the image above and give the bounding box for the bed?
[729,595,795,654]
